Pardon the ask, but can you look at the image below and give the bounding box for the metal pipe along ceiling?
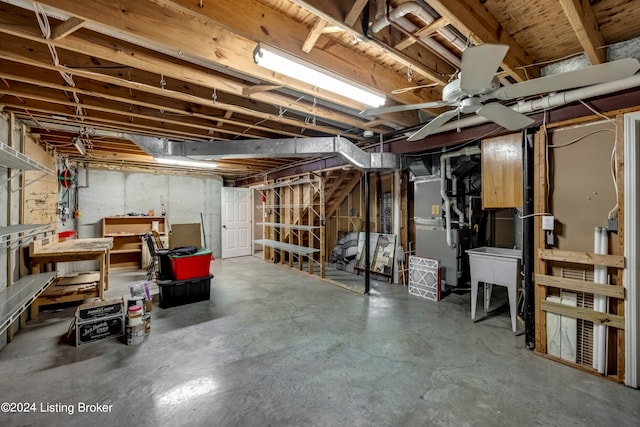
[371,0,464,68]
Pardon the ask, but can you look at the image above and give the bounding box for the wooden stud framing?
[615,114,626,379]
[538,249,625,268]
[534,120,627,382]
[536,274,625,299]
[534,128,548,354]
[540,300,625,330]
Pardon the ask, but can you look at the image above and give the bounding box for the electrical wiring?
[547,101,619,219]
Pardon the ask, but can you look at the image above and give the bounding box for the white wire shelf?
[0,224,53,245]
[254,239,320,255]
[257,222,320,231]
[1,272,57,336]
[0,143,54,174]
[252,177,321,190]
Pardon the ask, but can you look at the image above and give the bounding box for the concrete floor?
[1,256,639,426]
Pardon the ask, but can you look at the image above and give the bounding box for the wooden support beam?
[538,248,625,268]
[394,18,449,51]
[424,0,534,81]
[558,0,605,65]
[322,26,343,34]
[216,111,233,128]
[242,84,283,97]
[535,274,625,299]
[0,8,405,130]
[51,16,86,40]
[302,18,327,54]
[541,300,625,330]
[344,0,368,28]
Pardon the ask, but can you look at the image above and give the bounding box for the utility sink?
[466,247,522,333]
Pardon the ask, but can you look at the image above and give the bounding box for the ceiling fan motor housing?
[443,76,500,103]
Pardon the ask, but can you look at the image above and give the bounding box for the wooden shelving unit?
[255,175,325,278]
[102,216,166,269]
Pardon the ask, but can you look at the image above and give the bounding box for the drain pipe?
[446,161,466,225]
[440,145,481,248]
[424,73,640,137]
[371,0,463,67]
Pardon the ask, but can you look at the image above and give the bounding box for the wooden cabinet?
[102,216,166,268]
[481,134,523,208]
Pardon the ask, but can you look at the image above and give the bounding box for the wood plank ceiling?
[1,0,639,182]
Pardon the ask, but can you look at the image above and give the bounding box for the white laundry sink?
[466,247,522,332]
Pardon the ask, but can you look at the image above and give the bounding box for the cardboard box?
[75,298,125,346]
[169,223,202,249]
[76,315,124,346]
[76,298,124,321]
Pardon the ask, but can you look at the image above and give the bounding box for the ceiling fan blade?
[359,100,452,116]
[407,109,460,141]
[494,57,640,100]
[460,44,509,92]
[476,102,534,130]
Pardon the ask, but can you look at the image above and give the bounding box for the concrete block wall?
[75,168,223,270]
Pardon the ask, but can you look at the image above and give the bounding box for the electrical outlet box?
[545,231,555,246]
[608,218,618,233]
[542,215,555,231]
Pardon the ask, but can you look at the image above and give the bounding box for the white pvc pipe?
[599,228,609,374]
[439,146,481,248]
[593,227,609,374]
[428,74,640,136]
[593,227,603,370]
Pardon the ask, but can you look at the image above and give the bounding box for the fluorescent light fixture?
[73,137,86,155]
[155,157,218,169]
[253,43,386,108]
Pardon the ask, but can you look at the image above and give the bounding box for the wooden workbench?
[29,235,113,317]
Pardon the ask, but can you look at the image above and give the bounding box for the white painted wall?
[77,169,223,266]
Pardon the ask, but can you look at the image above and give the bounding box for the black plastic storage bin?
[158,274,213,308]
[156,249,173,280]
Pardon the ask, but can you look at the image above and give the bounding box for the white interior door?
[221,187,252,258]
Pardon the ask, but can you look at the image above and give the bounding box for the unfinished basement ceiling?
[1,0,640,181]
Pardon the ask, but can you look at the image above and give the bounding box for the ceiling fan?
[361,44,640,141]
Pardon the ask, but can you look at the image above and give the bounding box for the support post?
[364,171,371,295]
[523,128,536,349]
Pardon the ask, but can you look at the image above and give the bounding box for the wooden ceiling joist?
[344,0,368,28]
[558,0,606,65]
[424,0,536,81]
[394,18,450,51]
[32,0,397,111]
[0,4,403,132]
[302,18,327,53]
[51,16,86,40]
